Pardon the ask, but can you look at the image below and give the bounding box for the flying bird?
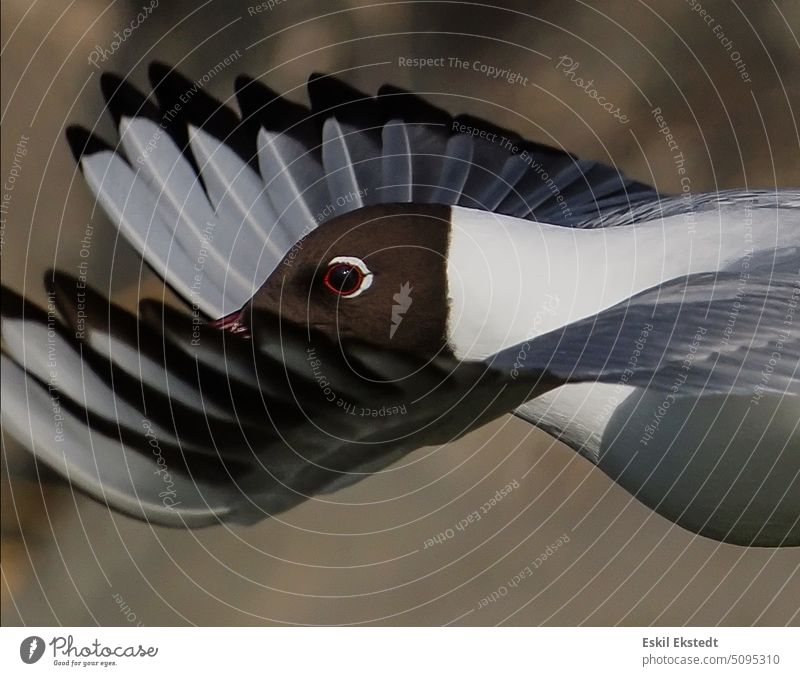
[2,65,798,547]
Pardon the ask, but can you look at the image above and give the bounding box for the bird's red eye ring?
[321,256,373,298]
[323,263,363,296]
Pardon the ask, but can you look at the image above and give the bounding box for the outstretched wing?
[2,282,259,526]
[66,65,661,320]
[496,259,800,399]
[2,273,495,526]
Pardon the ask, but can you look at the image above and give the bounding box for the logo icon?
[390,282,413,339]
[20,636,45,664]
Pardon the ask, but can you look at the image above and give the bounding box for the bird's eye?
[324,264,361,294]
[322,256,373,298]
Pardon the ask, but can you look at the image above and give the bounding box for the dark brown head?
[245,203,452,357]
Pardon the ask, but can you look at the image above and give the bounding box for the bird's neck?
[444,206,738,361]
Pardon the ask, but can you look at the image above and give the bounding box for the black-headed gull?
[2,66,797,546]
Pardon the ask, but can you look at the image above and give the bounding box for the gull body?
[2,67,797,546]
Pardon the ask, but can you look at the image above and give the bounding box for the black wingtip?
[376,84,452,126]
[100,71,159,126]
[234,74,275,121]
[139,298,196,336]
[46,269,120,337]
[99,71,124,104]
[235,74,314,136]
[44,268,78,296]
[307,72,384,133]
[0,283,48,322]
[148,61,200,107]
[307,72,372,110]
[44,270,83,321]
[234,74,255,96]
[148,60,179,89]
[0,284,25,317]
[65,125,111,165]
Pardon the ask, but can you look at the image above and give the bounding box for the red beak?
[210,308,250,338]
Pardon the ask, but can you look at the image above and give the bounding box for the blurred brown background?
[2,0,798,626]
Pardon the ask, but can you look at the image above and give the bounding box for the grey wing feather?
[0,284,276,524]
[1,356,238,527]
[431,133,474,204]
[595,188,800,226]
[321,117,370,211]
[256,127,327,247]
[497,265,800,398]
[80,150,233,317]
[381,119,413,203]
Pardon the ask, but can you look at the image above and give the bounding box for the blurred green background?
[2,0,798,625]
